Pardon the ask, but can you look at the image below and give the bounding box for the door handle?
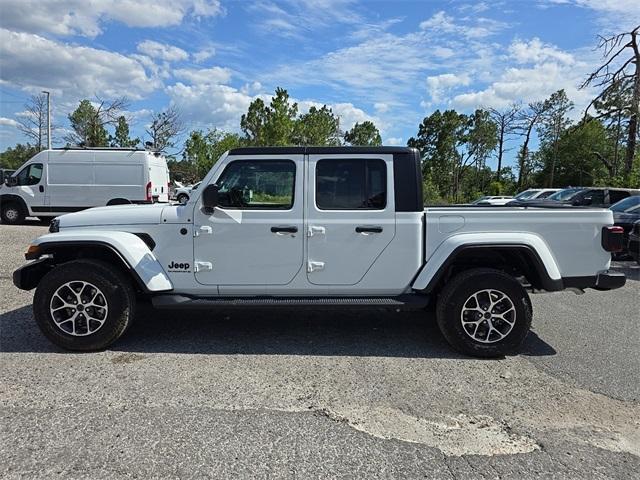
[39,185,44,193]
[355,226,383,234]
[271,226,298,234]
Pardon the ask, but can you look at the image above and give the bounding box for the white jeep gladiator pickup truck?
[13,147,626,357]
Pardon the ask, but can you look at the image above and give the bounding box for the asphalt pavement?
[1,222,638,479]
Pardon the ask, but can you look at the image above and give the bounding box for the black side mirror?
[201,184,219,214]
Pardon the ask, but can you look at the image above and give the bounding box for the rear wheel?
[33,259,136,351]
[1,202,25,224]
[436,268,532,358]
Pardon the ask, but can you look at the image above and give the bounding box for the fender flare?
[26,231,173,293]
[412,232,562,292]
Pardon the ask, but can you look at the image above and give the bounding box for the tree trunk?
[625,30,640,176]
[496,125,504,181]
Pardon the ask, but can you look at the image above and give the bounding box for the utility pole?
[42,90,51,150]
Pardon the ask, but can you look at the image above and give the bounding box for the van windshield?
[15,163,43,186]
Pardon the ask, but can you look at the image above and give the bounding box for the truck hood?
[58,203,168,228]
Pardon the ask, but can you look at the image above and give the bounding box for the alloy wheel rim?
[49,281,109,336]
[5,208,18,220]
[460,289,516,343]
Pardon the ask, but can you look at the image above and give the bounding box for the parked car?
[513,188,560,201]
[175,181,201,204]
[0,168,16,186]
[471,195,514,205]
[547,187,639,208]
[628,220,640,263]
[610,195,640,258]
[1,147,170,224]
[14,146,625,358]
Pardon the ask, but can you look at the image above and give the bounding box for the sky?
[0,0,637,169]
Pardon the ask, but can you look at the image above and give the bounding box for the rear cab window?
[316,158,386,210]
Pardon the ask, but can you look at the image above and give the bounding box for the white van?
[1,148,170,224]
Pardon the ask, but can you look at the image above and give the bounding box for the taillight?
[602,226,624,252]
[146,181,152,202]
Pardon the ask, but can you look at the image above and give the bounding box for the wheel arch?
[1,193,29,215]
[16,232,173,293]
[412,236,563,294]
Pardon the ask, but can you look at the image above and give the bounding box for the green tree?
[0,143,39,169]
[65,97,128,147]
[537,89,574,186]
[184,128,243,178]
[240,98,268,145]
[66,100,108,147]
[344,121,382,146]
[110,116,139,148]
[264,87,298,146]
[294,105,341,146]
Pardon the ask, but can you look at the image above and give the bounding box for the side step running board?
[151,294,430,310]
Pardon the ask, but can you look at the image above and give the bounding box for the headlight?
[49,218,60,233]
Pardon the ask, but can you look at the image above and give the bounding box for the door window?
[16,163,43,186]
[215,160,295,209]
[583,190,605,206]
[316,158,386,210]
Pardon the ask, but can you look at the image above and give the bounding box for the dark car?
[611,196,640,258]
[547,187,640,208]
[628,220,640,263]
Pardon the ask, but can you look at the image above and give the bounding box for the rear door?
[306,154,395,285]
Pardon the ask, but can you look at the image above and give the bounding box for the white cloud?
[374,103,389,113]
[452,61,593,112]
[173,67,233,84]
[419,11,509,38]
[0,29,159,100]
[0,117,19,128]
[137,40,189,62]
[384,136,403,145]
[0,0,224,38]
[509,38,575,65]
[426,73,472,103]
[193,47,216,63]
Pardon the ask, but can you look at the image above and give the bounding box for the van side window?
[16,163,43,186]
[316,158,386,210]
[216,160,295,209]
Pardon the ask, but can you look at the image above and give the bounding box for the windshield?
[610,195,640,213]
[548,188,583,201]
[515,190,538,200]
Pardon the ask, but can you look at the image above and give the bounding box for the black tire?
[33,259,136,351]
[1,202,25,224]
[107,198,131,206]
[177,193,189,204]
[436,268,532,358]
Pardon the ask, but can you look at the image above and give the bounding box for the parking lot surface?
[1,222,639,479]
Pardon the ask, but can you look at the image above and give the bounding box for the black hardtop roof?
[227,146,416,156]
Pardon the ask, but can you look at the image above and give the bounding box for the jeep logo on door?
[168,261,190,272]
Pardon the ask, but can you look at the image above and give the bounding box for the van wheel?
[177,193,189,204]
[1,202,25,224]
[436,268,532,358]
[33,259,136,351]
[107,198,131,206]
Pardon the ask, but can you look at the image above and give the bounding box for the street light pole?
[42,90,51,150]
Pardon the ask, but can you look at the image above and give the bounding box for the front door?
[193,155,304,289]
[14,161,46,213]
[306,154,396,285]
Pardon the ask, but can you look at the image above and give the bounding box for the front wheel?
[436,268,532,358]
[177,193,189,204]
[1,202,25,224]
[33,259,136,351]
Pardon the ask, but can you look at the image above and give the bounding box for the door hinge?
[307,225,326,237]
[194,261,213,272]
[194,225,213,237]
[307,261,325,273]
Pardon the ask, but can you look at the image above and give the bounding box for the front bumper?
[13,258,52,291]
[563,270,626,291]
